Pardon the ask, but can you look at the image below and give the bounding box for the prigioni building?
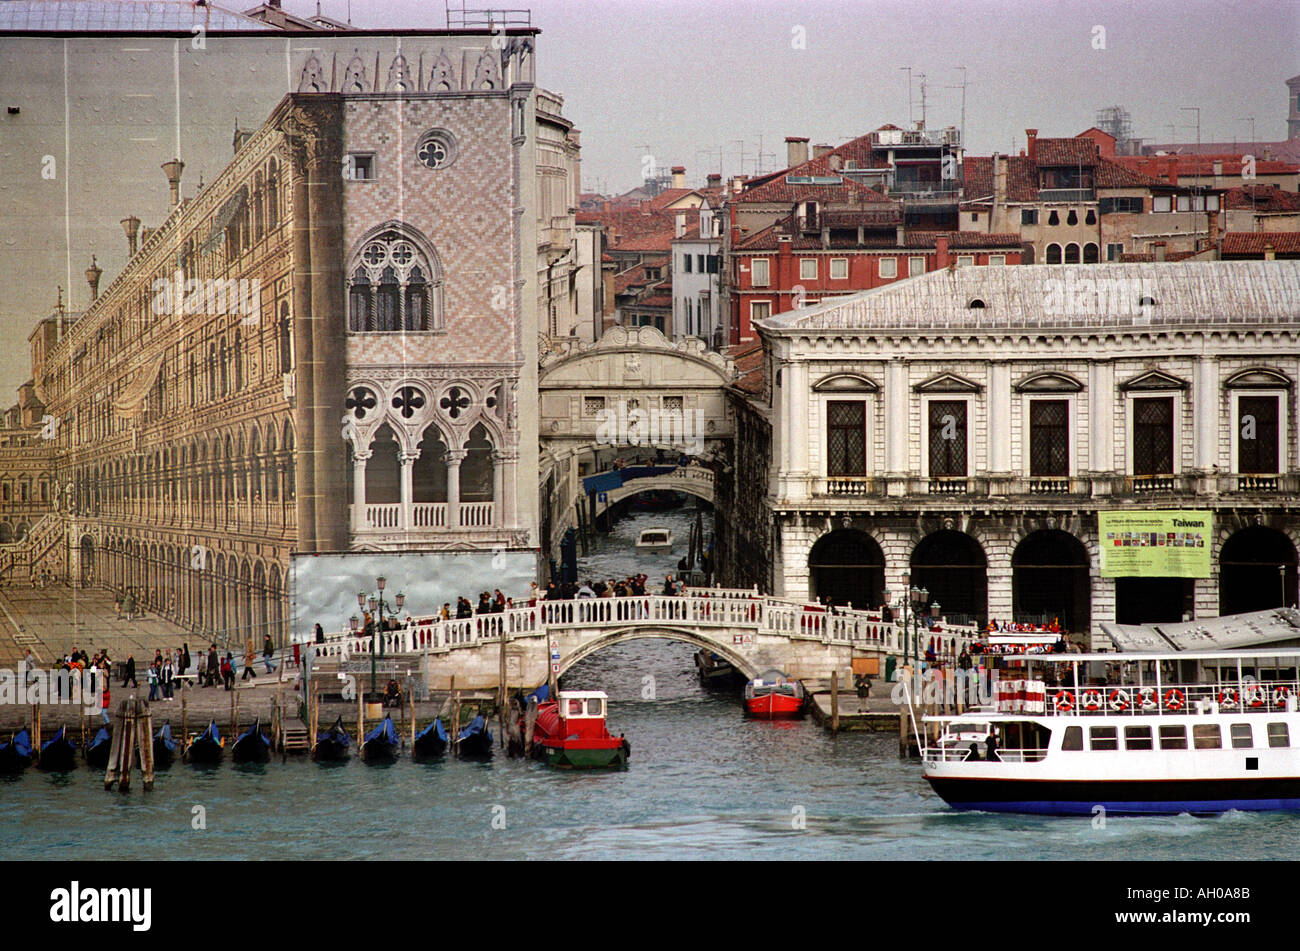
[11,29,584,646]
[720,260,1300,645]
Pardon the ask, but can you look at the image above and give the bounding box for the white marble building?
[728,260,1300,644]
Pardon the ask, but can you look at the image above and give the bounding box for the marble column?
[399,449,418,532]
[988,362,1012,475]
[351,450,370,534]
[445,449,467,530]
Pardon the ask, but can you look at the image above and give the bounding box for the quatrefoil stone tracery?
[439,387,471,419]
[392,386,427,419]
[346,386,378,420]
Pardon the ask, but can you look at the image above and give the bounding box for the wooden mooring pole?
[830,668,840,734]
[137,700,154,791]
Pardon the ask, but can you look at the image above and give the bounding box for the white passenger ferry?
[919,650,1300,816]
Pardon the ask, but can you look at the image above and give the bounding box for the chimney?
[1206,208,1220,249]
[812,143,833,159]
[121,215,141,257]
[785,136,809,168]
[706,173,721,189]
[675,212,687,238]
[1152,241,1167,262]
[1025,129,1038,162]
[85,256,102,302]
[671,165,685,189]
[935,234,951,269]
[161,158,184,208]
[1264,243,1276,261]
[140,226,156,247]
[896,224,906,245]
[993,153,1007,207]
[731,175,744,195]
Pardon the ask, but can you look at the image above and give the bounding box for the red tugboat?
[744,669,806,719]
[525,691,630,768]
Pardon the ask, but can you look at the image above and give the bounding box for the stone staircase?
[0,513,67,585]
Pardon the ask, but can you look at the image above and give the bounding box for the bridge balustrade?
[309,592,975,662]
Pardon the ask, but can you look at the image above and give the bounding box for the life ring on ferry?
[1217,688,1240,707]
[1244,686,1267,708]
[1081,689,1104,712]
[1108,689,1131,712]
[1052,690,1075,713]
[1137,688,1160,711]
[1163,688,1186,711]
[1273,685,1292,708]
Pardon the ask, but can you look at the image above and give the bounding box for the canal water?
[2,503,1298,860]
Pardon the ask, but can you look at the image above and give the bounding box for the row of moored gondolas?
[0,713,494,773]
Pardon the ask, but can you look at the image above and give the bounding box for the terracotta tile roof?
[648,188,702,210]
[1141,140,1300,164]
[1033,137,1099,167]
[733,153,894,205]
[1224,184,1300,212]
[1220,232,1300,256]
[614,257,670,294]
[1095,157,1167,189]
[906,231,1023,249]
[1117,154,1300,181]
[736,223,1021,252]
[636,293,673,308]
[960,155,1039,204]
[725,341,766,394]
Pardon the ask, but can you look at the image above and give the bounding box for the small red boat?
[524,690,630,768]
[744,670,806,719]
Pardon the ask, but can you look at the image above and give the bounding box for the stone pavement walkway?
[0,583,195,668]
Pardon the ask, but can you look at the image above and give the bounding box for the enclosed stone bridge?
[314,588,978,690]
[584,464,715,520]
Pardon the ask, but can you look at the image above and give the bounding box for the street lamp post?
[358,575,406,699]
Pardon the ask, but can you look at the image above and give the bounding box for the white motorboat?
[916,649,1300,816]
[635,527,674,551]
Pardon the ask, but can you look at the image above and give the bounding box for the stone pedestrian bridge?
[313,588,978,690]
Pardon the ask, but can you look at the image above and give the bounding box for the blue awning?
[583,471,624,495]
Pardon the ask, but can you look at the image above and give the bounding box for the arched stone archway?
[910,530,988,626]
[1012,529,1091,633]
[557,626,761,680]
[1220,526,1298,615]
[808,529,885,610]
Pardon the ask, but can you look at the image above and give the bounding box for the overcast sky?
[0,0,1295,397]
[334,0,1300,193]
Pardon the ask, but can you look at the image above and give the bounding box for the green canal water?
[2,507,1298,860]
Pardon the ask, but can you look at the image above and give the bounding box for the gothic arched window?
[346,228,444,332]
[278,302,292,373]
[266,159,279,231]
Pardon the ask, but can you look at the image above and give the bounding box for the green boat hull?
[544,744,628,769]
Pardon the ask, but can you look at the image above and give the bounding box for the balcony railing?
[813,472,1298,501]
[1037,188,1095,202]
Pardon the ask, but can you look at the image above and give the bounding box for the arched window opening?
[365,424,401,504]
[347,228,443,332]
[460,424,494,502]
[414,427,448,502]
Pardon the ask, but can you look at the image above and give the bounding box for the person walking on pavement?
[122,654,137,688]
[242,639,257,680]
[263,634,276,674]
[206,644,219,687]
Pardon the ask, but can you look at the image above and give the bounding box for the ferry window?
[1062,726,1083,751]
[567,699,583,716]
[1192,724,1222,750]
[1230,723,1253,749]
[1088,726,1118,751]
[1158,725,1187,750]
[586,699,602,716]
[1267,723,1290,748]
[1124,725,1153,751]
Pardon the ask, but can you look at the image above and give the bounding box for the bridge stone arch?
[556,624,759,680]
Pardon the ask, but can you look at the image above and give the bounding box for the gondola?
[312,716,352,762]
[232,718,271,764]
[0,729,33,773]
[185,720,224,764]
[152,722,177,768]
[456,714,494,758]
[85,726,112,770]
[37,726,78,772]
[361,716,399,763]
[412,717,448,759]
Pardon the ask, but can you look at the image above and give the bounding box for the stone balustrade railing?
[309,590,978,663]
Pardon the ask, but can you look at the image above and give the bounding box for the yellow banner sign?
[1099,510,1212,578]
